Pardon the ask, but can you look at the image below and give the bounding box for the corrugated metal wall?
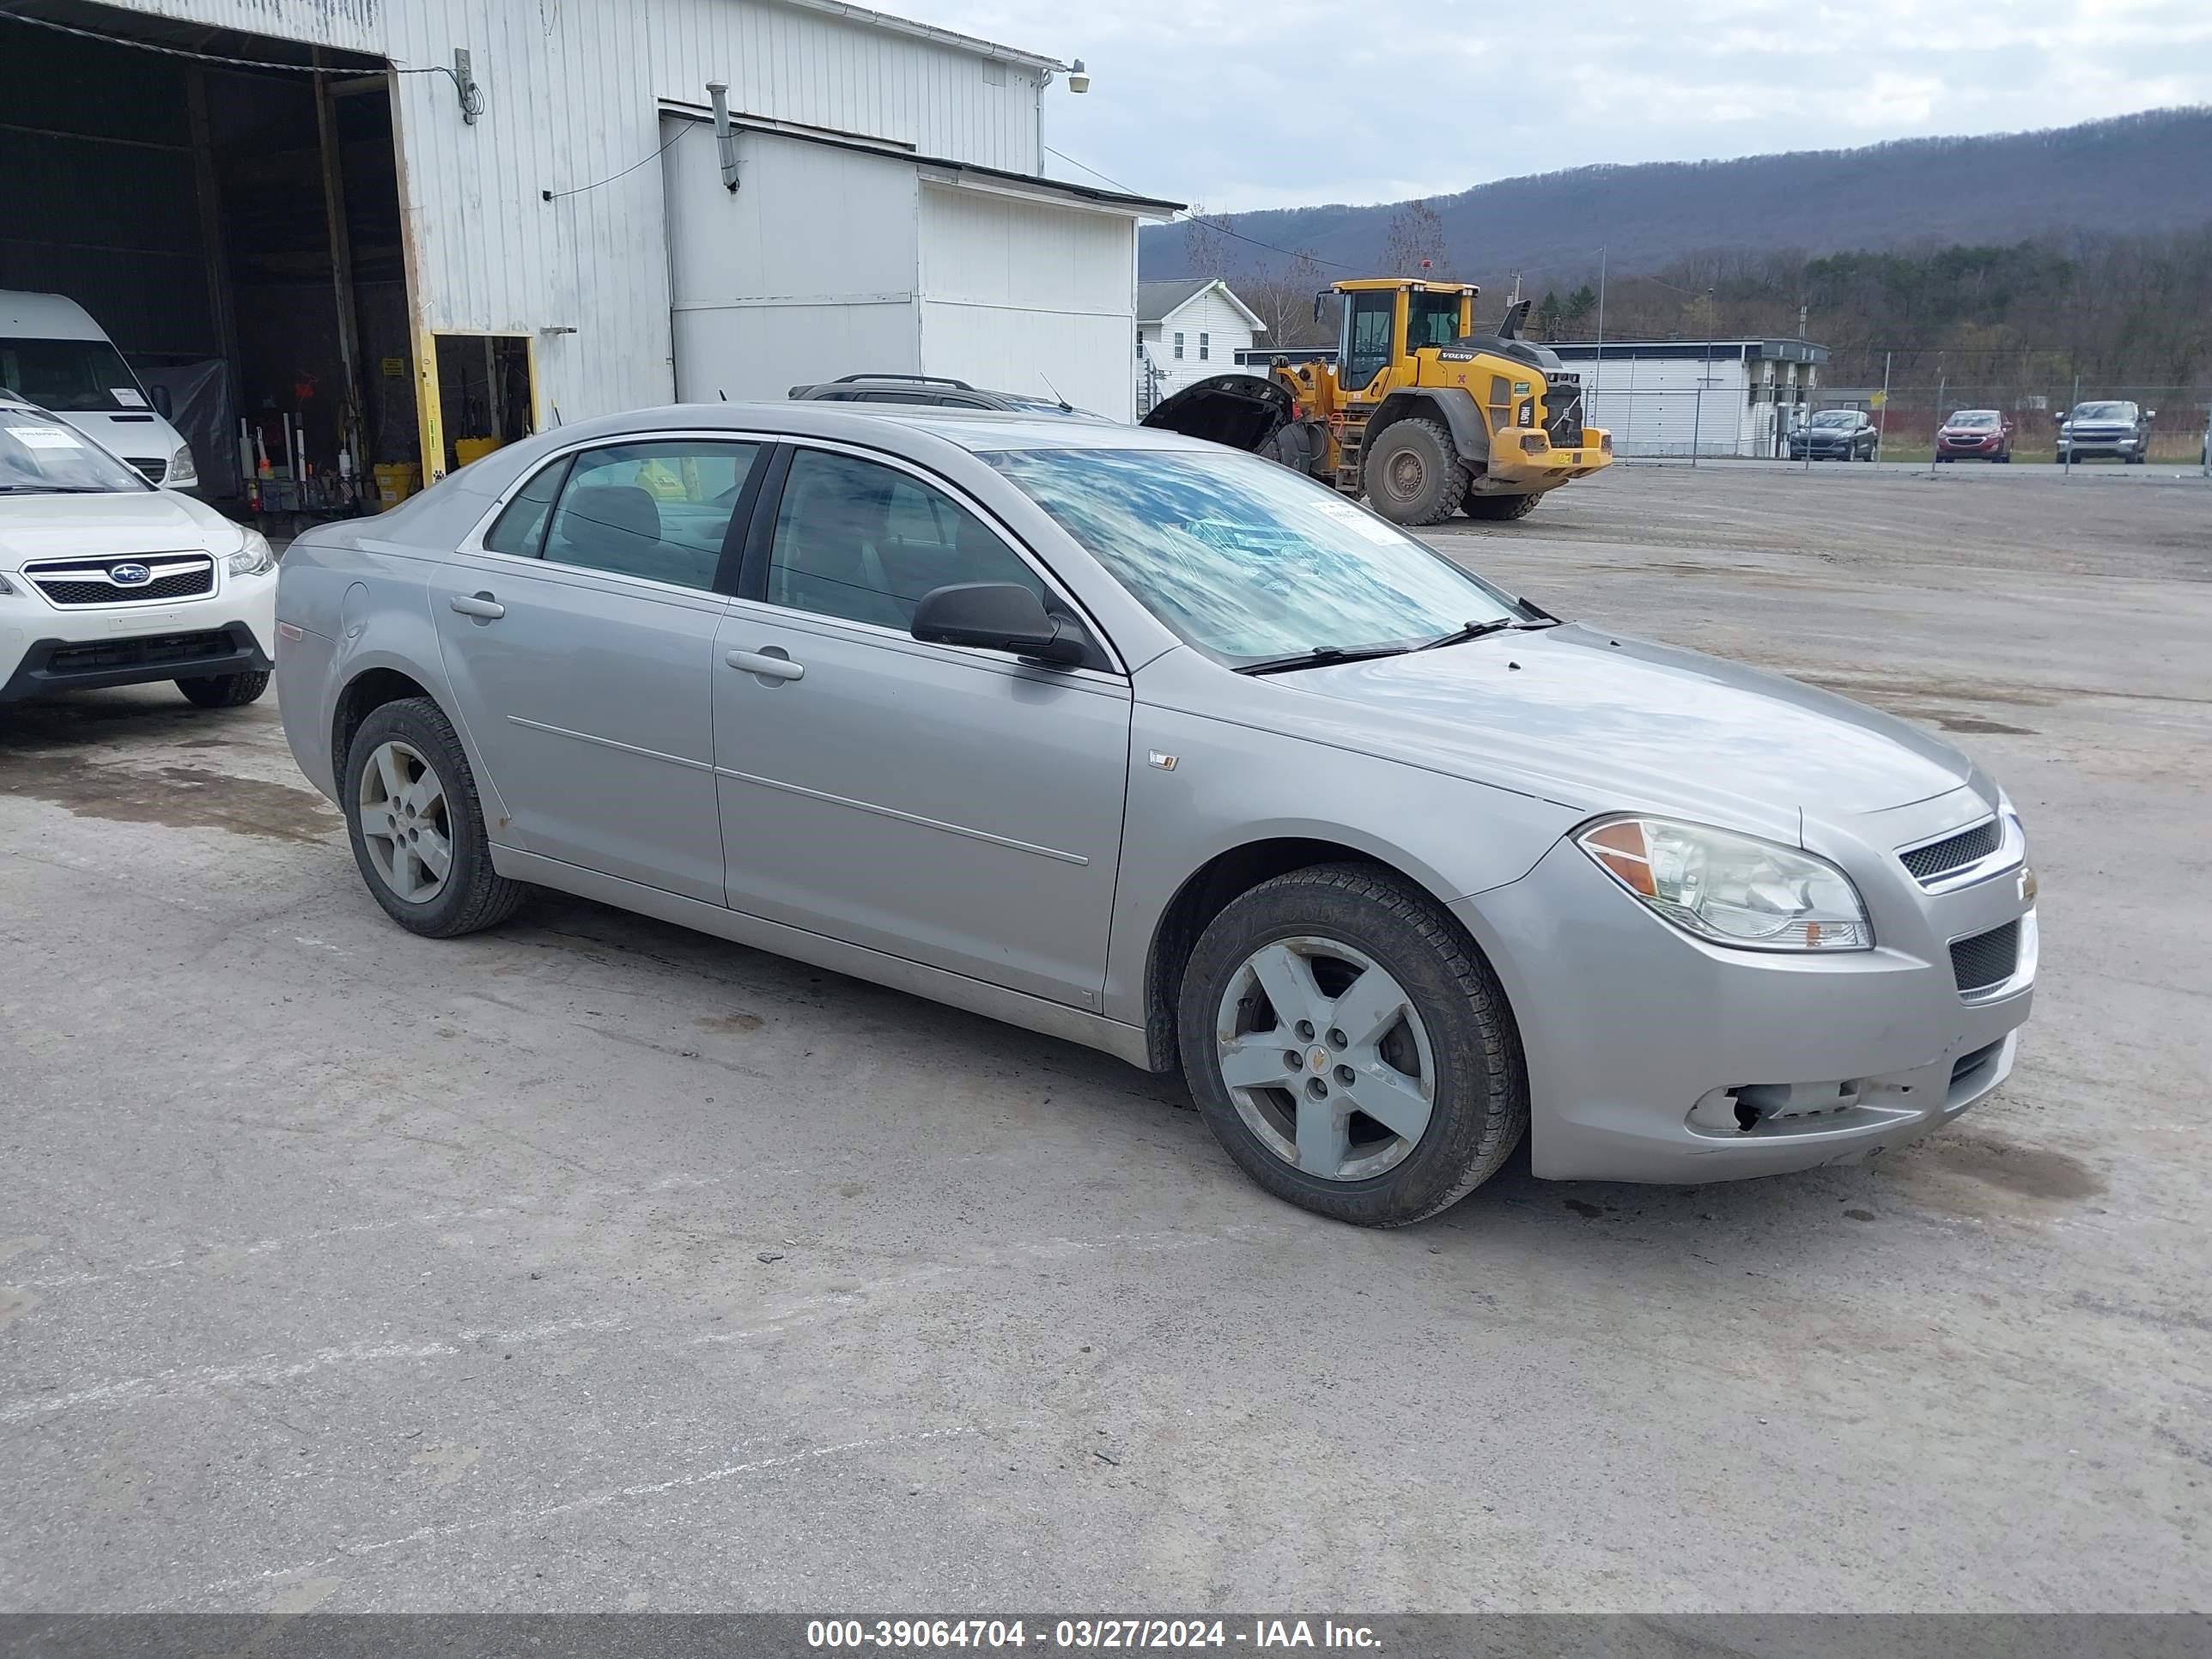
[916,183,1137,422]
[103,0,1047,424]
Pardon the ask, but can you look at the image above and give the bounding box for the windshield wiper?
[1235,644,1411,677]
[1415,615,1559,652]
[0,484,110,494]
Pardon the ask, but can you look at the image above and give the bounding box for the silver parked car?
[276,404,2037,1225]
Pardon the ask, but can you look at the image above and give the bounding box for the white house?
[1136,278,1265,410]
[0,0,1175,501]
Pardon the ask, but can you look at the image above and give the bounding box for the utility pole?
[1591,245,1607,417]
[1875,350,1892,464]
[1692,287,1713,468]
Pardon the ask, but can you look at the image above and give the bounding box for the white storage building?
[0,0,1173,503]
[1547,338,1830,459]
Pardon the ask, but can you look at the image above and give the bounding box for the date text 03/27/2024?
[805,1620,1382,1650]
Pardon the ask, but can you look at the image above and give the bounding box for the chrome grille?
[1900,818,2002,884]
[1950,921,2021,997]
[26,555,215,606]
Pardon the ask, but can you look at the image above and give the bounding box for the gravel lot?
[3,461,2208,1613]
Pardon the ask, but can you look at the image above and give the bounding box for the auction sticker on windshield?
[11,426,84,449]
[1313,497,1403,545]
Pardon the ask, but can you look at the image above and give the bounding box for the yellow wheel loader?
[1142,279,1613,526]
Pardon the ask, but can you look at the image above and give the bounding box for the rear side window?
[483,458,568,556]
[539,441,761,590]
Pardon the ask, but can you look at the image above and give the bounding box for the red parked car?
[1936,409,2014,462]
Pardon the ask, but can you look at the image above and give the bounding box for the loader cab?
[1333,281,1477,398]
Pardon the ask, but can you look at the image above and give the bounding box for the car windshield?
[0,405,151,493]
[1810,411,1856,428]
[984,446,1523,667]
[0,336,149,414]
[1949,411,1999,428]
[2074,402,2133,421]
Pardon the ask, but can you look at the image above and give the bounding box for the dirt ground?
[3,460,2208,1613]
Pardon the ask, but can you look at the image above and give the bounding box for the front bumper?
[0,570,276,702]
[1454,820,2036,1183]
[2058,435,2139,459]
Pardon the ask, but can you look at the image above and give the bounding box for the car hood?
[0,489,242,570]
[1241,623,1983,840]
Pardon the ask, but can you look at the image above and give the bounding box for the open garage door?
[0,4,413,515]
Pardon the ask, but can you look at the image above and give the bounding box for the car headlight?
[1576,816,1872,951]
[227,528,276,578]
[167,443,198,489]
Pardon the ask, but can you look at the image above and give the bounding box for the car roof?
[0,289,107,340]
[442,400,1213,502]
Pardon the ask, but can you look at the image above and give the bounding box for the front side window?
[526,440,758,589]
[0,405,152,494]
[766,448,1045,632]
[987,446,1520,667]
[1343,292,1396,390]
[0,337,146,414]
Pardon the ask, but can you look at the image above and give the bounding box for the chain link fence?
[1588,380,2210,467]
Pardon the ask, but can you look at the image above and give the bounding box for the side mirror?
[2146,409,2157,421]
[911,581,1087,665]
[148,384,173,420]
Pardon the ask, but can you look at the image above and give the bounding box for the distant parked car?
[1936,410,2014,463]
[791,374,1101,418]
[1788,408,1877,461]
[2057,400,2153,465]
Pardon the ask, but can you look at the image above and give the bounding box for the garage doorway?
[430,334,536,477]
[0,3,415,520]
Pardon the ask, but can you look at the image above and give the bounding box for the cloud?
[923,0,2212,210]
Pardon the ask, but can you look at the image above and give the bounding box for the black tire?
[343,696,526,938]
[2127,449,2145,465]
[1177,863,1527,1227]
[1462,489,1540,520]
[176,670,270,708]
[1363,418,1466,526]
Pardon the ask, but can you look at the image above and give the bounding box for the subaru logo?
[110,562,152,586]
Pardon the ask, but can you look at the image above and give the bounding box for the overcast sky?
[925,0,2212,214]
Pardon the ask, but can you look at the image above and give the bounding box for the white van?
[0,291,199,491]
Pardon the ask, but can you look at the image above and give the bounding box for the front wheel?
[1363,419,1466,526]
[1177,865,1527,1227]
[1462,489,1540,521]
[177,671,270,708]
[343,696,526,938]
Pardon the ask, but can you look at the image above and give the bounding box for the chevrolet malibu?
[274,404,2037,1225]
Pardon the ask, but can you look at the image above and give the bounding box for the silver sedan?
[275,404,2036,1225]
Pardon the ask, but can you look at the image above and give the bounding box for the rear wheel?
[343,696,526,938]
[1177,864,1527,1227]
[1363,418,1466,526]
[176,671,270,708]
[1462,489,1540,521]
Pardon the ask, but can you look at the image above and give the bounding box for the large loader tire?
[1462,490,1540,521]
[1364,419,1466,526]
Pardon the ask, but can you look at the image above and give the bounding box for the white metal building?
[1135,278,1264,410]
[1,0,1172,502]
[1547,338,1829,459]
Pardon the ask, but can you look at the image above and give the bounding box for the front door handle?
[450,592,505,620]
[726,648,804,683]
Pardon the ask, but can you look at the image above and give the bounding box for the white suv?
[1,395,276,710]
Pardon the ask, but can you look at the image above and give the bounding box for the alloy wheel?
[358,738,452,903]
[1213,935,1436,1181]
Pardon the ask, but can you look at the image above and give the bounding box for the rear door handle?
[450,593,505,619]
[726,648,804,682]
